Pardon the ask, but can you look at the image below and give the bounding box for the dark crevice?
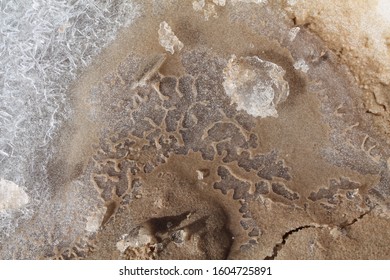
[264,208,374,260]
[339,208,373,229]
[147,211,191,235]
[264,225,316,260]
[292,16,297,25]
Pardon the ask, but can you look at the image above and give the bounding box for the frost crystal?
[0,0,141,238]
[287,0,298,5]
[213,0,226,6]
[193,1,219,20]
[158,21,184,54]
[193,0,206,11]
[288,27,300,41]
[0,178,29,211]
[293,59,310,73]
[231,0,268,5]
[223,56,289,118]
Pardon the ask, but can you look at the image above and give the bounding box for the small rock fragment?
[116,227,153,253]
[196,169,210,180]
[171,230,186,244]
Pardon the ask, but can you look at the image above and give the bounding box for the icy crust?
[223,56,289,118]
[0,0,141,238]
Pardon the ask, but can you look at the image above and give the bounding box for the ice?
[158,21,184,54]
[0,0,141,238]
[0,178,29,211]
[288,27,300,41]
[223,55,289,118]
[293,59,309,73]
